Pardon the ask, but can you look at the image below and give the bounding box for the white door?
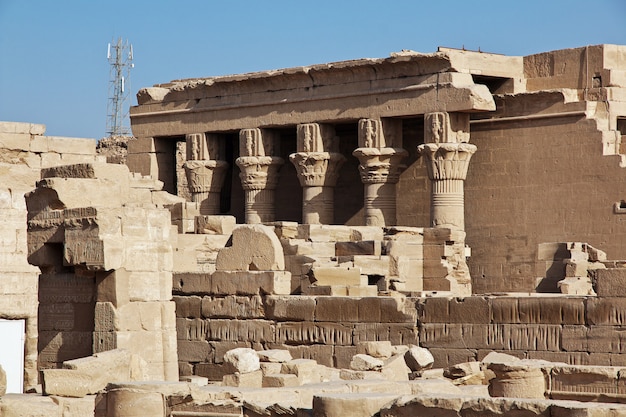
[0,319,25,393]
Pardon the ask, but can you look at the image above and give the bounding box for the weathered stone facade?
[2,44,626,416]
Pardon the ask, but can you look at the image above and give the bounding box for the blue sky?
[1,0,625,139]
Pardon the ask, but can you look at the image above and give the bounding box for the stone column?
[352,118,407,226]
[183,133,229,215]
[236,128,284,224]
[418,112,476,230]
[289,123,346,224]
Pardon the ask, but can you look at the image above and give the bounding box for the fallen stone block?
[262,373,300,388]
[310,266,363,286]
[259,362,283,376]
[404,345,434,372]
[0,394,63,417]
[195,215,236,235]
[443,361,482,379]
[357,341,393,359]
[282,359,320,385]
[42,349,145,397]
[257,349,293,363]
[313,392,399,417]
[488,362,547,399]
[223,348,260,374]
[339,369,386,381]
[350,354,384,371]
[216,224,285,271]
[558,276,595,295]
[380,353,411,382]
[222,370,263,388]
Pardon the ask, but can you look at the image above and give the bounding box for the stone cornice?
[131,54,496,138]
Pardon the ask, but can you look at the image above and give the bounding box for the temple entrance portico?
[128,53,501,231]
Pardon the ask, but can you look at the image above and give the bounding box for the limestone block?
[404,346,434,371]
[195,215,236,235]
[0,132,31,151]
[379,353,411,382]
[347,285,378,297]
[313,393,399,417]
[264,295,316,321]
[356,341,393,359]
[105,389,166,417]
[335,241,381,256]
[304,284,349,296]
[310,266,363,286]
[349,255,390,276]
[488,362,547,399]
[257,349,293,363]
[216,224,285,271]
[48,396,96,417]
[339,369,386,381]
[46,136,96,155]
[201,294,264,319]
[223,348,260,374]
[315,296,359,322]
[179,375,208,386]
[262,373,300,387]
[42,369,98,397]
[281,359,320,384]
[222,370,263,387]
[211,271,291,295]
[297,224,351,242]
[350,354,384,371]
[0,121,45,135]
[96,269,130,307]
[260,362,283,375]
[558,276,595,295]
[0,394,62,417]
[595,268,626,297]
[172,272,212,294]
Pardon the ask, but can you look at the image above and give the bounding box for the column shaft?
[302,186,334,225]
[363,182,397,227]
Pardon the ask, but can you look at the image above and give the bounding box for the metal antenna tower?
[106,38,134,137]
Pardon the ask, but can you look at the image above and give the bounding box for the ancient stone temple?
[2,44,626,416]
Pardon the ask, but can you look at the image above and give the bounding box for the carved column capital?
[352,147,408,184]
[235,156,284,190]
[353,118,407,226]
[237,128,283,223]
[289,152,346,187]
[417,142,477,181]
[184,133,229,215]
[418,112,475,231]
[184,160,229,193]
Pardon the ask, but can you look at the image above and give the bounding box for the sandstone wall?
[174,289,626,379]
[418,290,626,368]
[173,290,418,380]
[465,97,626,293]
[0,121,98,388]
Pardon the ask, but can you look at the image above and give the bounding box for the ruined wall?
[173,291,418,380]
[465,96,626,293]
[0,121,98,388]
